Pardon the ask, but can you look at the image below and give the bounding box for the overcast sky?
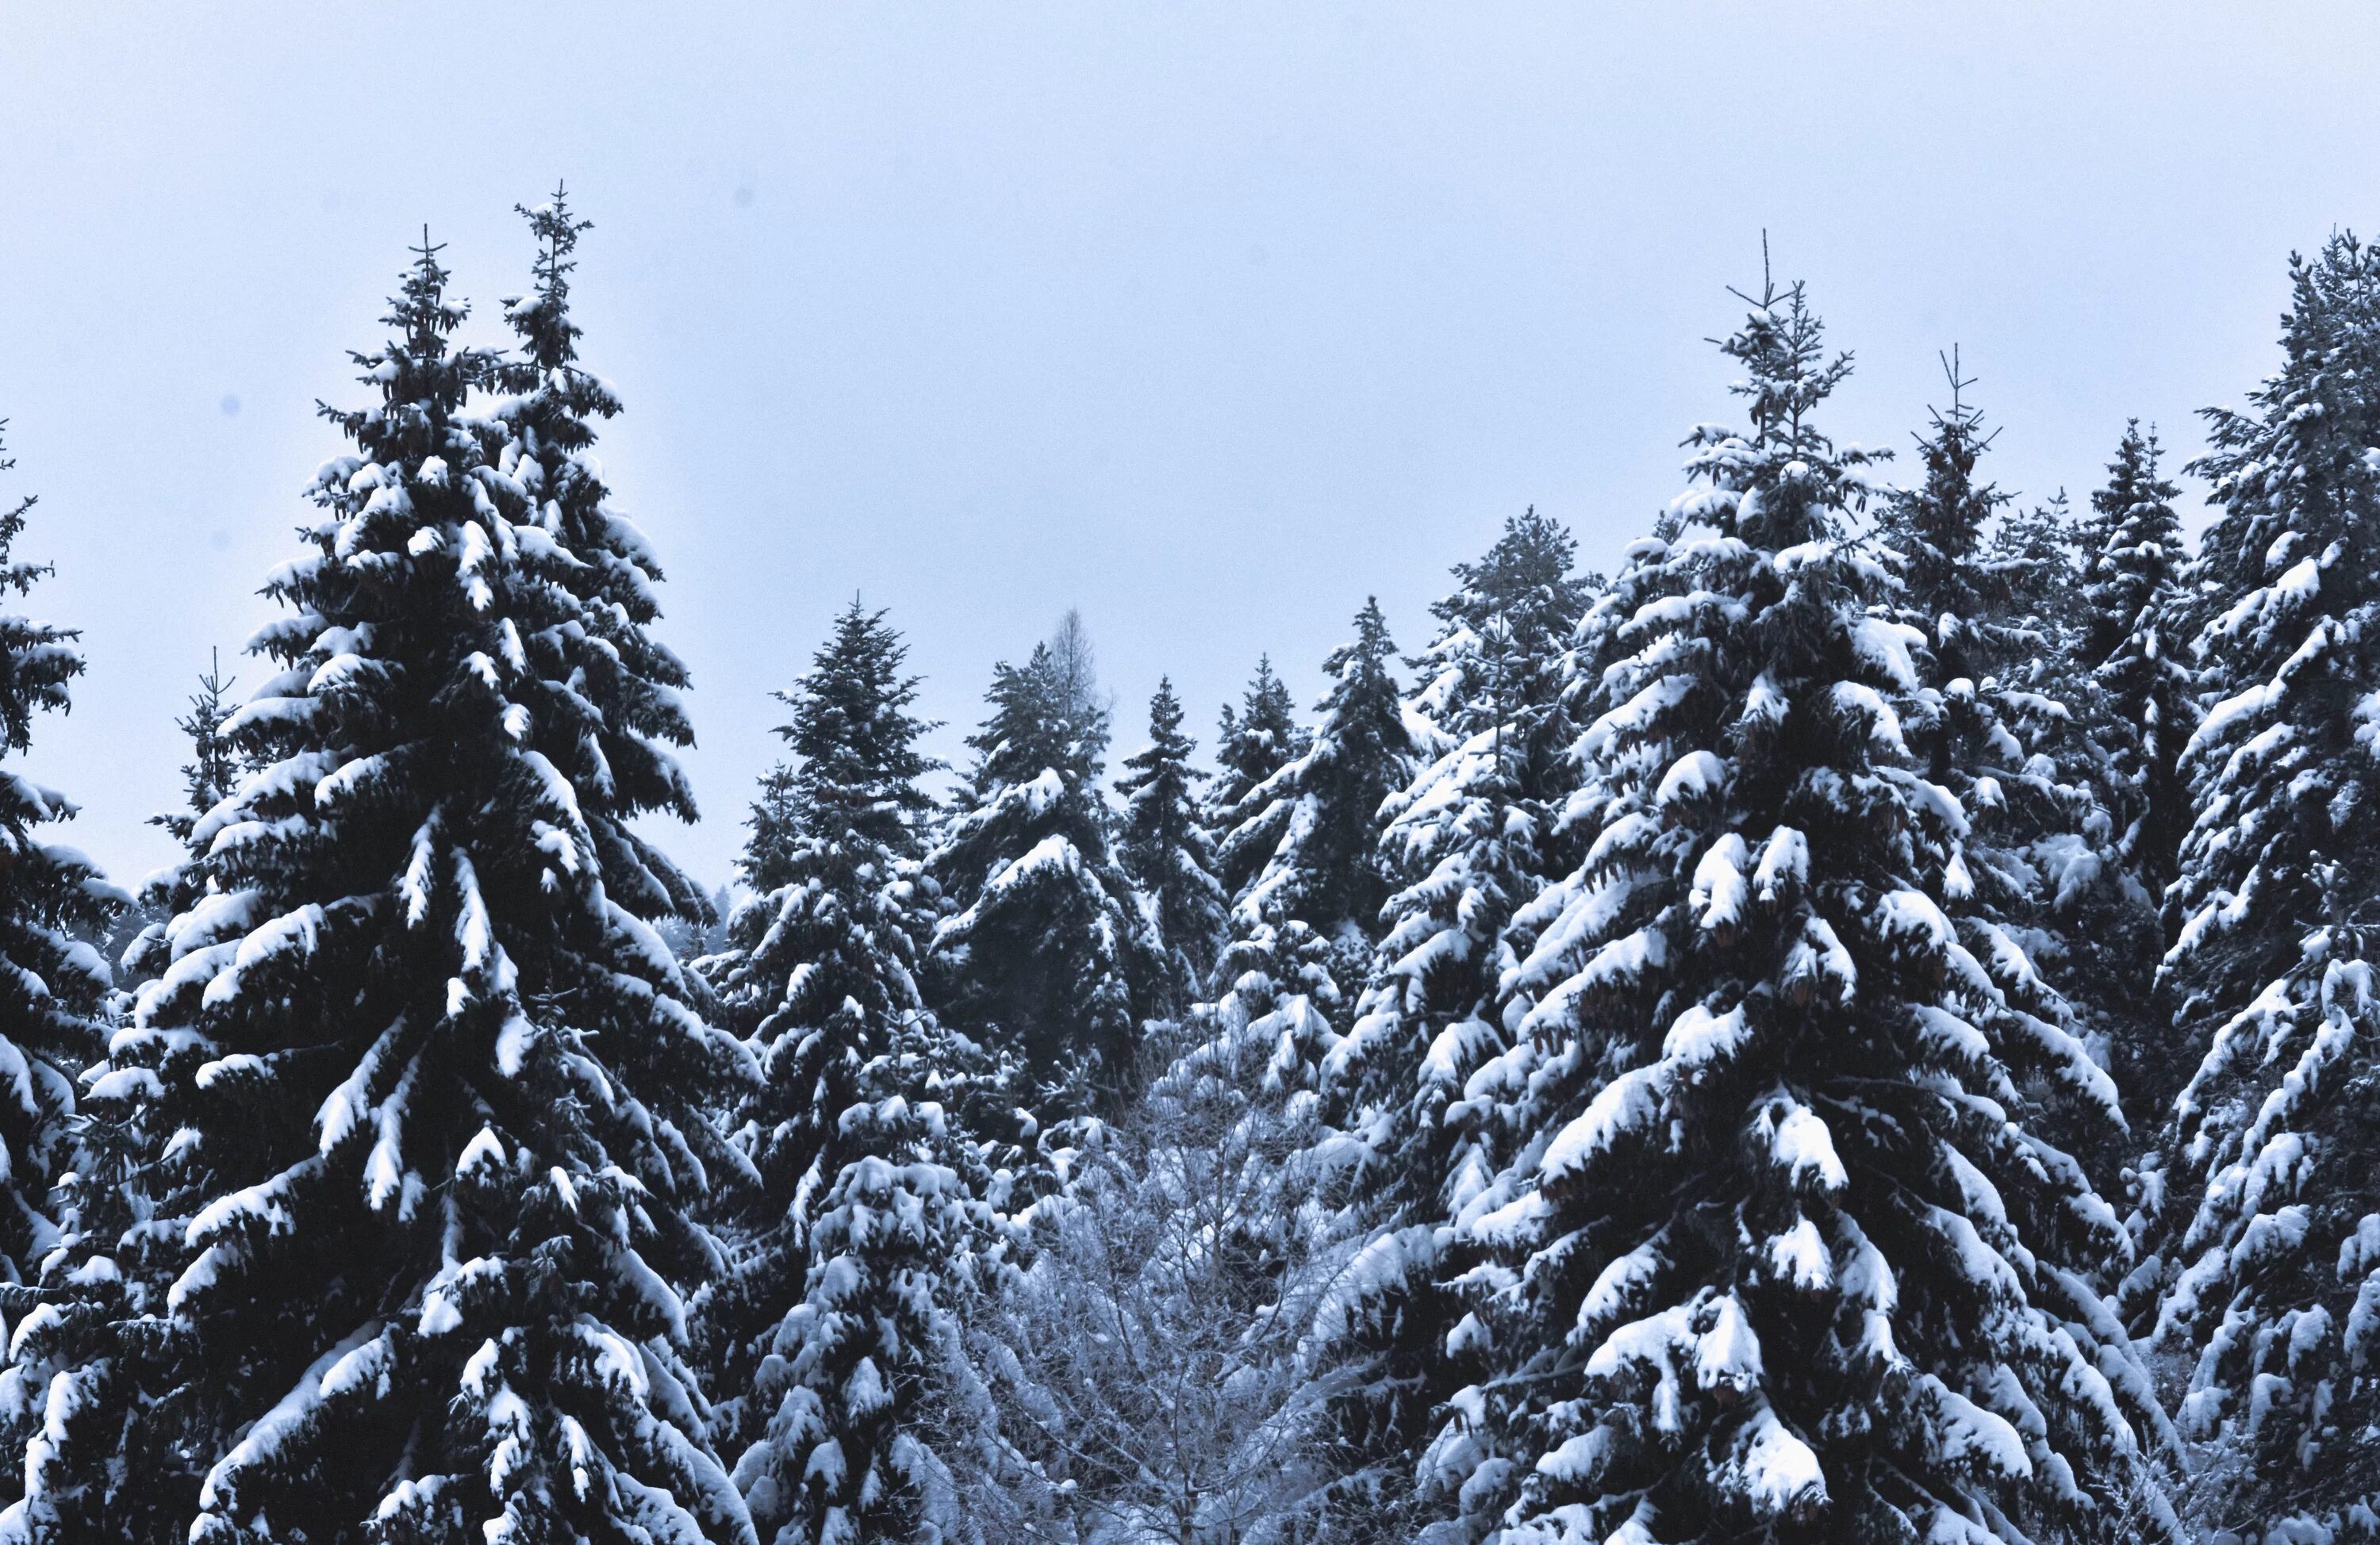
[3,2,2376,891]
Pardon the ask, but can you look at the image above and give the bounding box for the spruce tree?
[0,423,121,1286]
[1405,507,1596,741]
[735,1089,1002,1545]
[123,652,247,986]
[1879,358,2100,1028]
[2053,426,2199,1127]
[1303,512,1598,1532]
[2080,422,2194,898]
[1180,918,1346,1121]
[0,426,129,1541]
[1115,677,1228,1010]
[150,650,241,859]
[1987,490,2089,655]
[8,220,755,1543]
[697,601,1008,1545]
[1207,657,1307,906]
[1214,598,1417,983]
[739,762,804,900]
[2152,232,2380,1533]
[1445,276,2162,1545]
[703,600,937,1039]
[926,636,1160,1112]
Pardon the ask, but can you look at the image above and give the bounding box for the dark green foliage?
[1451,278,2159,1545]
[2152,233,2380,1534]
[1217,598,1416,976]
[697,599,1015,1545]
[2082,423,2194,896]
[1208,658,1307,891]
[0,425,121,1282]
[6,207,754,1545]
[927,639,1161,1112]
[149,651,241,861]
[1116,678,1228,1008]
[1303,509,1600,1532]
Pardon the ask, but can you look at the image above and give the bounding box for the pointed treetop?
[1718,269,1854,460]
[967,624,1111,796]
[1676,262,1879,551]
[513,182,594,370]
[1216,655,1301,781]
[1434,506,1590,638]
[0,423,72,757]
[1893,347,2012,631]
[767,596,939,861]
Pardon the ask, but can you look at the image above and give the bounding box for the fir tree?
[1444,275,2163,1545]
[8,218,755,1543]
[1885,355,2005,679]
[704,599,938,1033]
[1879,357,2103,1049]
[2080,422,2194,898]
[1180,918,1347,1121]
[0,426,129,1542]
[1215,597,1418,983]
[2041,426,2198,1129]
[2152,232,2380,1534]
[927,634,1160,1113]
[1207,657,1307,905]
[1981,490,2091,700]
[1115,677,1228,1010]
[1303,511,1599,1532]
[122,651,248,987]
[1406,507,1596,741]
[695,602,1006,1543]
[735,1087,1004,1545]
[149,650,241,860]
[739,762,804,899]
[0,423,121,1286]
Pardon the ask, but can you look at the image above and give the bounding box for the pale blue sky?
[2,2,2375,890]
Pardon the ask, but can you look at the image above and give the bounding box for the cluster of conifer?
[0,203,2375,1545]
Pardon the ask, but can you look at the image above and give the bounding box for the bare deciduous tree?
[936,1029,1365,1545]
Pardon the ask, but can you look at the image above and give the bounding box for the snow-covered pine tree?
[149,650,241,860]
[1404,508,1598,744]
[739,762,804,901]
[1300,510,1599,1533]
[1177,918,1347,1127]
[1116,677,1228,1011]
[2152,232,2380,1534]
[702,600,938,1041]
[695,600,1014,1542]
[1445,274,2162,1545]
[121,651,248,987]
[737,1084,1004,1545]
[2052,425,2199,1125]
[1877,356,2104,1051]
[693,600,1008,1544]
[1979,489,2093,727]
[1207,656,1308,906]
[1215,598,1419,987]
[8,219,755,1543]
[0,425,127,1539]
[927,634,1160,1113]
[1986,491,2086,646]
[2080,423,2194,899]
[0,423,121,1287]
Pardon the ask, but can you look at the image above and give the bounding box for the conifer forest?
[13,183,2380,1545]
